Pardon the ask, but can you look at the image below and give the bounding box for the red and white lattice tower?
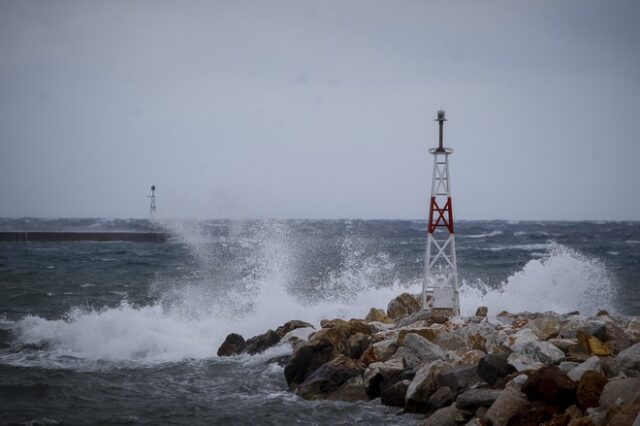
[422,110,460,315]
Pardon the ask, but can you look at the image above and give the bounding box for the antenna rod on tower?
[436,110,447,153]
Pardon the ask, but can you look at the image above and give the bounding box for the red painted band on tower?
[428,196,454,234]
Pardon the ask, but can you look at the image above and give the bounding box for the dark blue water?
[0,218,638,425]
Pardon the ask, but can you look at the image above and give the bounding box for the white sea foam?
[487,243,550,251]
[459,243,616,316]
[464,231,503,239]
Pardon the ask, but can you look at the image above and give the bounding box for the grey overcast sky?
[1,1,639,220]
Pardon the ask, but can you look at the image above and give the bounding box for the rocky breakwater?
[218,292,640,426]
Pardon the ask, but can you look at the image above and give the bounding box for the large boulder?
[436,364,481,393]
[599,377,640,409]
[372,339,398,362]
[521,341,566,364]
[507,352,545,372]
[405,360,450,413]
[568,356,602,382]
[507,328,540,352]
[455,388,502,410]
[284,330,343,389]
[217,333,246,356]
[295,354,365,400]
[387,293,421,320]
[402,333,447,369]
[427,386,456,411]
[365,308,394,324]
[576,370,607,410]
[527,315,561,340]
[380,379,410,407]
[485,388,530,426]
[326,375,369,402]
[507,400,556,425]
[477,352,517,386]
[281,326,315,350]
[346,332,371,360]
[244,329,281,355]
[615,341,640,375]
[522,365,577,409]
[363,358,407,398]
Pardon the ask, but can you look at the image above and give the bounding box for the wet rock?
[365,308,394,324]
[422,404,469,426]
[485,388,530,426]
[372,338,398,362]
[346,332,371,360]
[576,370,607,410]
[428,386,456,410]
[507,328,541,352]
[327,375,369,402]
[522,341,566,364]
[217,333,246,356]
[508,400,556,425]
[437,364,481,393]
[598,377,640,409]
[402,333,447,369]
[359,346,378,366]
[387,292,421,320]
[295,354,365,400]
[507,352,545,372]
[582,321,608,342]
[284,334,341,389]
[522,366,577,409]
[455,388,502,410]
[568,356,602,382]
[266,355,291,366]
[275,320,314,338]
[405,360,450,413]
[380,379,410,407]
[477,352,517,386]
[363,358,405,398]
[475,307,488,317]
[244,329,281,355]
[281,326,315,350]
[615,341,640,375]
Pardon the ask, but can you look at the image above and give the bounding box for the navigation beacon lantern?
[148,185,157,219]
[422,110,460,315]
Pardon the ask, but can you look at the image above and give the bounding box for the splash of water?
[459,242,616,316]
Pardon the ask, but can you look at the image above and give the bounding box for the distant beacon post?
[149,185,157,219]
[422,110,460,315]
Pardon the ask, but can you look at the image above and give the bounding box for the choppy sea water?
[0,218,638,425]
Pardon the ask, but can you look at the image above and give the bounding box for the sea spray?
[459,242,616,316]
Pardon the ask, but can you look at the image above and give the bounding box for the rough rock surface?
[402,333,447,369]
[244,329,281,355]
[217,333,246,356]
[477,352,517,386]
[576,370,608,410]
[522,365,577,409]
[387,293,421,320]
[380,379,410,407]
[365,308,394,324]
[599,377,640,409]
[295,355,365,400]
[485,388,530,426]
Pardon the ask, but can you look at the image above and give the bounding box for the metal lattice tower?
[148,185,157,219]
[422,110,460,315]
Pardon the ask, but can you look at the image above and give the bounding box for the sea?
[0,218,638,425]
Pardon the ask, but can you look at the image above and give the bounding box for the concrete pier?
[0,231,169,243]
